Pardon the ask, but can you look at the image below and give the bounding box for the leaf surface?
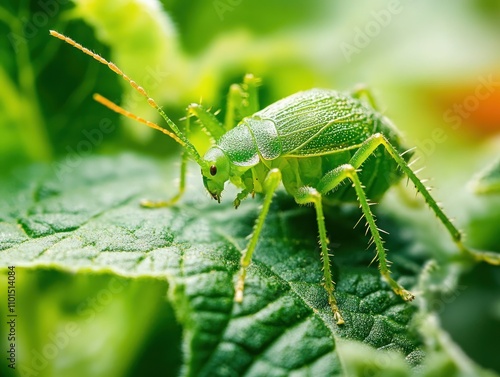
[0,153,428,375]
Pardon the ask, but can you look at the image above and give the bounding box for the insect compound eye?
[210,165,217,176]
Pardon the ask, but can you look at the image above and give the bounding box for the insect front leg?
[317,164,415,303]
[294,187,345,325]
[141,110,197,208]
[187,103,225,141]
[141,150,188,208]
[235,168,281,303]
[349,133,500,265]
[234,189,250,209]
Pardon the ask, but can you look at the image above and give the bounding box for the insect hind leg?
[349,133,500,265]
[317,164,415,303]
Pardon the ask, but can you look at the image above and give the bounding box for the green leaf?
[1,153,426,376]
[471,157,500,195]
[3,153,500,377]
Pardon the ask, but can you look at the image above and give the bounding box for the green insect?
[50,30,500,324]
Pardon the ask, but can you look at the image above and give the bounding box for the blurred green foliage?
[471,157,500,194]
[2,0,500,163]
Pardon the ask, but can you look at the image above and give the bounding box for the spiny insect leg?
[235,169,281,303]
[294,186,344,325]
[317,164,414,303]
[351,133,500,265]
[234,169,281,302]
[187,103,225,141]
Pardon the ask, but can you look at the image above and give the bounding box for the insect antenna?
[49,30,204,165]
[93,94,185,145]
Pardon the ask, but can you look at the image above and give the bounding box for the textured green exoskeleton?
[51,31,500,325]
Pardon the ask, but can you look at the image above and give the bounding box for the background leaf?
[470,157,500,195]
